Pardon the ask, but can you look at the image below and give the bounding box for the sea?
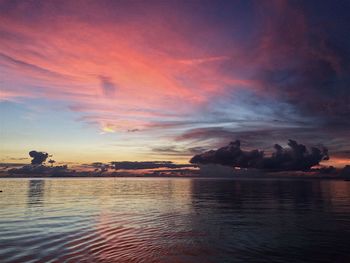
[0,178,350,263]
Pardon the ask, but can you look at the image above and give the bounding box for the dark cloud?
[177,127,304,148]
[8,164,69,176]
[78,161,195,173]
[0,163,26,169]
[188,146,208,154]
[151,145,210,158]
[177,126,350,162]
[29,151,49,165]
[189,1,350,158]
[48,159,56,166]
[91,162,109,173]
[252,0,350,125]
[339,165,350,177]
[0,52,69,79]
[190,140,329,171]
[176,127,236,144]
[152,146,181,154]
[110,161,193,170]
[127,129,140,132]
[99,76,117,97]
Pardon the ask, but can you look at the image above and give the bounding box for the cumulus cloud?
[29,151,49,165]
[190,140,329,171]
[6,151,71,176]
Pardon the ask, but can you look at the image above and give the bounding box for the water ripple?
[1,178,350,263]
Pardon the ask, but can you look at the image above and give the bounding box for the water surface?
[0,178,350,263]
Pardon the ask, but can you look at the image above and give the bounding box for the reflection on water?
[0,178,350,263]
[27,180,45,207]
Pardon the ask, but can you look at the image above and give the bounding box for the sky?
[0,0,349,166]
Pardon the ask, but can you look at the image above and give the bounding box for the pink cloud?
[1,0,345,139]
[0,2,253,133]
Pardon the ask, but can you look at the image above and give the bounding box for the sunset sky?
[0,0,349,166]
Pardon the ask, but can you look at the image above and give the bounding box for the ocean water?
[0,178,349,263]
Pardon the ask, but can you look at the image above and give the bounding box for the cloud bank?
[29,151,49,165]
[110,161,193,170]
[190,140,329,171]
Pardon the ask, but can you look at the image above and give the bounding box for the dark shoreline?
[0,175,349,180]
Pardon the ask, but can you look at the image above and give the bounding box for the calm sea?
[0,178,350,263]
